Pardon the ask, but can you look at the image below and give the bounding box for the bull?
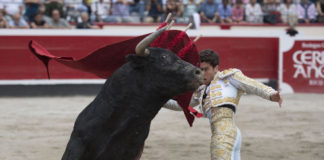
[61,27,204,160]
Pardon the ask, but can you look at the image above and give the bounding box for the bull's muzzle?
[194,68,204,85]
[188,68,204,91]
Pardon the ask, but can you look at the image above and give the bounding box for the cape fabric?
[29,29,200,126]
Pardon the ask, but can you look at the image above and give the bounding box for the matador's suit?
[164,68,276,160]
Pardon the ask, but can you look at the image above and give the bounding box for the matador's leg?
[210,107,241,160]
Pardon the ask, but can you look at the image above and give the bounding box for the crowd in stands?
[0,0,323,29]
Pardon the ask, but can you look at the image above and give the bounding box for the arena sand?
[0,93,323,160]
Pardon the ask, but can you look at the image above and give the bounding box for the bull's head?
[127,27,204,97]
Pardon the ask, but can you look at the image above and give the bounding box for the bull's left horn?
[135,26,167,56]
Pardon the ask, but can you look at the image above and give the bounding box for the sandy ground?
[0,93,324,160]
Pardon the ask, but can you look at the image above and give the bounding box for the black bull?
[61,47,203,160]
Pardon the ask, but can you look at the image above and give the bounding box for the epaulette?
[218,68,241,79]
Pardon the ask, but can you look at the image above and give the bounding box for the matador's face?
[200,62,218,86]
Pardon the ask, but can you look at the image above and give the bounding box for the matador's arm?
[163,99,183,111]
[228,70,277,100]
[163,91,201,111]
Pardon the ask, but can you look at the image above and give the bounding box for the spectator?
[145,0,163,22]
[8,13,29,28]
[91,0,115,22]
[316,0,324,22]
[214,0,223,5]
[297,0,316,23]
[263,0,277,12]
[0,11,8,28]
[45,0,64,18]
[81,0,92,16]
[182,0,200,23]
[111,0,134,22]
[163,0,183,22]
[231,0,249,6]
[199,0,219,23]
[245,0,263,23]
[309,0,317,4]
[76,12,100,28]
[30,12,49,28]
[38,2,52,22]
[47,9,71,28]
[263,0,281,24]
[218,0,232,23]
[24,0,41,22]
[257,0,264,5]
[129,0,145,22]
[232,0,244,23]
[0,1,8,21]
[277,0,297,24]
[286,17,298,36]
[65,0,82,23]
[1,0,23,16]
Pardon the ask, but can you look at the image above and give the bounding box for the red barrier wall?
[196,37,279,79]
[0,35,279,80]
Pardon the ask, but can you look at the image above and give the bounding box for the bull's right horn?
[165,13,172,23]
[194,34,202,42]
[135,26,167,56]
[167,20,175,30]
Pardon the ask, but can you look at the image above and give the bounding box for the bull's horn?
[165,13,172,23]
[194,34,202,42]
[135,26,167,56]
[167,20,175,30]
[184,23,192,32]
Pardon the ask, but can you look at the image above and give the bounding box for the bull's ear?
[126,54,148,69]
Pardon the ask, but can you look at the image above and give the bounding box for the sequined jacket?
[190,68,276,118]
[163,68,276,118]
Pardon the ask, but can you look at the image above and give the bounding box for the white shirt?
[91,0,111,17]
[65,0,82,4]
[0,0,23,15]
[278,3,297,16]
[245,3,263,22]
[64,0,82,10]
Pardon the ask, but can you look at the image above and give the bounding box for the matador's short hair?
[199,49,219,67]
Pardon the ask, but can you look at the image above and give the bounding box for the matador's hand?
[270,91,282,108]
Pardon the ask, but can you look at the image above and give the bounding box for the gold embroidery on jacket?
[232,71,275,98]
[210,107,237,160]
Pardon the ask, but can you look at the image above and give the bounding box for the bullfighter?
[164,49,283,160]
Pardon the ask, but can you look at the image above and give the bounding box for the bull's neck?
[114,85,169,121]
[104,69,171,119]
[112,80,170,106]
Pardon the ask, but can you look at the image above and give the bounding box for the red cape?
[29,27,201,126]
